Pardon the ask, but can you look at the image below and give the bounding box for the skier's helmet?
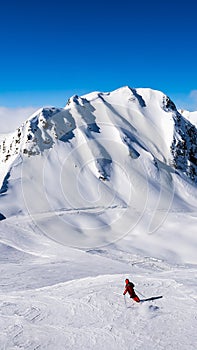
[125,278,129,284]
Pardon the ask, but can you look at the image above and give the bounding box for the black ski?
[140,296,163,302]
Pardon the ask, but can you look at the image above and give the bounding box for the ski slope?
[0,86,197,349]
[0,233,196,350]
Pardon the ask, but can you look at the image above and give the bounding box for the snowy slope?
[0,86,197,261]
[0,235,196,350]
[0,86,197,349]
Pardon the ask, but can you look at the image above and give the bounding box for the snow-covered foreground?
[0,222,197,350]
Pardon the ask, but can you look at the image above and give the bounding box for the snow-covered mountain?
[0,86,197,350]
[1,87,197,182]
[0,86,197,260]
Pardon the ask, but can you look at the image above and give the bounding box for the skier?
[123,278,140,302]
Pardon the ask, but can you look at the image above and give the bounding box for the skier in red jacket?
[123,278,140,302]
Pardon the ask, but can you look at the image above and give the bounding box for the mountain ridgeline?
[0,86,196,183]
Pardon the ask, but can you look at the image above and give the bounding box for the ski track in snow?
[0,208,196,350]
[0,242,197,350]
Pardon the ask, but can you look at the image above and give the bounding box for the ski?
[140,296,163,302]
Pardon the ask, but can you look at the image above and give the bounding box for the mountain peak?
[0,86,197,255]
[0,86,196,184]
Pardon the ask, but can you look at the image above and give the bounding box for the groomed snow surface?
[0,87,197,349]
[0,232,197,350]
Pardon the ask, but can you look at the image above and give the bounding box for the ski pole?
[124,295,127,308]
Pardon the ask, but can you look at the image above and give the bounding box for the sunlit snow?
[0,86,196,349]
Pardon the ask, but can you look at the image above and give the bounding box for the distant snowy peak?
[179,109,197,128]
[0,86,197,183]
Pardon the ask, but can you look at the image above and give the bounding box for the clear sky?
[0,0,197,110]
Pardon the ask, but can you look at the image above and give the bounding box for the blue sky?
[0,0,197,110]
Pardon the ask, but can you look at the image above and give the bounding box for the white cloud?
[190,90,197,102]
[172,90,197,112]
[0,106,38,133]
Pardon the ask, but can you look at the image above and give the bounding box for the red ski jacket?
[123,282,137,298]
